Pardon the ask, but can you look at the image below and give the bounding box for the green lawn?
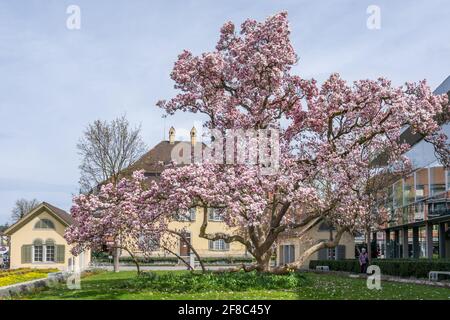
[19,270,450,300]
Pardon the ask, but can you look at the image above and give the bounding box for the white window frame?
[208,208,224,222]
[33,245,43,263]
[32,244,56,263]
[209,239,229,251]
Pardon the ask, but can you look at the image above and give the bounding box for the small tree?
[77,115,147,192]
[11,198,39,222]
[77,115,147,271]
[65,171,167,274]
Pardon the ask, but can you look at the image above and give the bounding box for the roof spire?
[169,126,175,144]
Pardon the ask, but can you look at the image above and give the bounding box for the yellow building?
[147,207,248,259]
[120,127,248,260]
[4,202,90,271]
[277,222,355,268]
[121,127,355,264]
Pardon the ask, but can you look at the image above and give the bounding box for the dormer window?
[34,219,55,229]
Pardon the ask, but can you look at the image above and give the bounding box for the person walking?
[359,248,369,274]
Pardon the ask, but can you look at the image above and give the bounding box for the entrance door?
[179,232,191,257]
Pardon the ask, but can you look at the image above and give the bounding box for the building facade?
[119,127,249,260]
[379,76,450,259]
[4,202,90,271]
[277,222,355,268]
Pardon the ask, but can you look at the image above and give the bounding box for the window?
[189,208,196,221]
[34,245,43,262]
[34,219,55,229]
[279,245,295,265]
[46,245,55,262]
[208,208,223,221]
[33,238,56,263]
[447,170,450,190]
[175,208,196,222]
[45,239,55,262]
[430,167,445,196]
[208,239,229,251]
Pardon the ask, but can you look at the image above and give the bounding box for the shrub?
[119,270,306,293]
[309,259,450,278]
[92,255,254,265]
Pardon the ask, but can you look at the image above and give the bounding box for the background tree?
[11,198,39,222]
[156,12,449,272]
[77,115,147,272]
[352,150,413,262]
[77,115,147,193]
[0,223,9,233]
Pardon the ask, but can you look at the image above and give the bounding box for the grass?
[17,270,450,300]
[0,268,57,287]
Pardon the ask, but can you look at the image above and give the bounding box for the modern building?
[4,202,91,271]
[378,76,450,259]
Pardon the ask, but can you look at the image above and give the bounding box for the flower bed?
[0,268,58,287]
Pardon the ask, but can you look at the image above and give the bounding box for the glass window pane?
[46,245,55,262]
[430,166,445,196]
[404,175,415,205]
[34,246,43,262]
[415,168,429,200]
[394,181,403,208]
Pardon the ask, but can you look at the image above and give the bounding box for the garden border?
[0,272,69,299]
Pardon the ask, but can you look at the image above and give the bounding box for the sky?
[0,0,449,224]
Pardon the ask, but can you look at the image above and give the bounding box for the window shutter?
[279,246,285,265]
[336,245,346,260]
[225,241,230,251]
[56,245,65,263]
[208,240,213,250]
[289,245,295,263]
[318,248,328,260]
[21,245,32,263]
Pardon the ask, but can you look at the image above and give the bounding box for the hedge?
[309,259,450,278]
[92,255,254,265]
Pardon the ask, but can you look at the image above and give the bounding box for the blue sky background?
[0,0,449,224]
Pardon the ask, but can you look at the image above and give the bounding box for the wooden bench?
[315,266,330,271]
[428,271,450,281]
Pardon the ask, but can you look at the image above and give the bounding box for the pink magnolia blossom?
[155,12,449,271]
[65,171,168,259]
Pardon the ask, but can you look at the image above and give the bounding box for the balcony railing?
[428,208,450,218]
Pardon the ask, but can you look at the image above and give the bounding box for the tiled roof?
[42,202,73,225]
[4,202,73,235]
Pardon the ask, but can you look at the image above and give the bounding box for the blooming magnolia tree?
[65,171,167,274]
[155,12,449,272]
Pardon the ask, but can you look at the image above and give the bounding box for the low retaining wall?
[0,272,69,299]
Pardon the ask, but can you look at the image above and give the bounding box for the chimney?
[190,126,197,146]
[169,126,175,144]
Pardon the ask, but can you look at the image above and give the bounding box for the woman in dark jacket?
[359,248,369,273]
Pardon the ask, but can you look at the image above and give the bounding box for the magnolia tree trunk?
[121,247,141,274]
[113,247,120,273]
[282,227,348,270]
[198,206,347,272]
